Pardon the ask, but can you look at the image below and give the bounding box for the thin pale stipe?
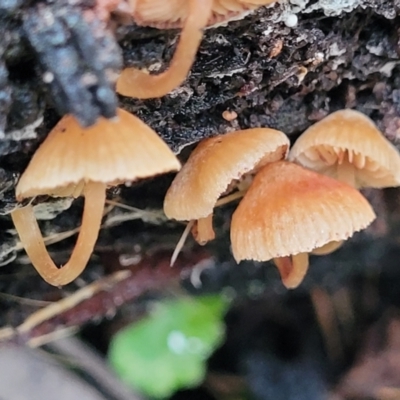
[215,190,246,207]
[11,182,106,286]
[337,156,356,187]
[116,0,213,99]
[170,220,195,266]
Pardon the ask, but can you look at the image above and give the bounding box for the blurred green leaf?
[108,295,229,398]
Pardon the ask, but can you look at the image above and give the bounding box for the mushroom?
[116,0,213,99]
[11,108,180,286]
[230,161,376,289]
[164,128,289,261]
[289,109,400,189]
[117,0,278,99]
[133,0,278,29]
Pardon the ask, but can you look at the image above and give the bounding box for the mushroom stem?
[170,190,246,266]
[192,214,215,245]
[311,240,344,256]
[337,157,356,187]
[11,182,106,286]
[273,253,309,289]
[116,0,213,99]
[170,220,195,266]
[215,190,247,207]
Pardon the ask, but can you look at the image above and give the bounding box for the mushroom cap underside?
[289,109,400,188]
[230,161,376,262]
[164,128,289,220]
[133,0,277,28]
[16,108,180,200]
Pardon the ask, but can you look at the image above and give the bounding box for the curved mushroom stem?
[11,182,106,286]
[337,157,356,187]
[116,0,213,99]
[273,253,309,289]
[192,214,215,245]
[170,191,246,265]
[311,240,344,256]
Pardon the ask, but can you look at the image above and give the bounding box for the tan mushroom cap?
[164,128,289,221]
[133,0,277,28]
[231,161,376,262]
[16,108,180,200]
[289,109,400,188]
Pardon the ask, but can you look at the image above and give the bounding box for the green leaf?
[108,295,229,398]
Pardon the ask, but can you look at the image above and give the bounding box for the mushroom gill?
[289,109,400,189]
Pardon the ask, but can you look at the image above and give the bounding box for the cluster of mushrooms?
[11,0,398,289]
[10,0,279,286]
[164,109,400,289]
[11,108,400,289]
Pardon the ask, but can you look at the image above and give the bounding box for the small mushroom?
[117,0,278,99]
[289,109,400,189]
[11,108,180,286]
[164,128,289,259]
[116,0,213,99]
[230,161,376,289]
[133,0,278,28]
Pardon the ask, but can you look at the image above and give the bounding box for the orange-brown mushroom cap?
[289,109,400,188]
[16,108,180,200]
[163,128,290,221]
[231,161,376,262]
[133,0,278,28]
